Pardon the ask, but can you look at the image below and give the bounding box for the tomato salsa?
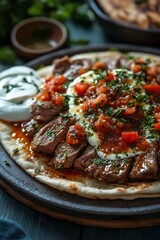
[35,55,160,160]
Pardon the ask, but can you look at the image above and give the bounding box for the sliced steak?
[53,56,71,75]
[52,140,87,169]
[21,119,44,138]
[115,56,133,69]
[31,116,73,153]
[99,55,133,70]
[53,56,92,79]
[85,163,104,180]
[31,101,62,122]
[85,158,132,183]
[99,159,132,183]
[67,59,92,79]
[74,145,132,183]
[73,146,97,171]
[129,142,158,180]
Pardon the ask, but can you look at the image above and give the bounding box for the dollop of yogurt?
[0,66,41,121]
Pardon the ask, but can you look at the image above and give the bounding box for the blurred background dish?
[11,17,68,59]
[88,0,160,46]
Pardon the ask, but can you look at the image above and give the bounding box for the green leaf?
[27,2,44,16]
[0,46,16,64]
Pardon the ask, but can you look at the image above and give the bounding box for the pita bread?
[0,51,160,200]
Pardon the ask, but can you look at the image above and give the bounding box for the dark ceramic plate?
[1,44,160,228]
[88,0,160,46]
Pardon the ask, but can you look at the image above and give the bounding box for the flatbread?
[0,50,160,200]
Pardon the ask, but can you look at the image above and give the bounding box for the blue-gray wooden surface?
[1,189,160,240]
[1,19,160,240]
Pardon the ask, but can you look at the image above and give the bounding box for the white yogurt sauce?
[0,66,41,121]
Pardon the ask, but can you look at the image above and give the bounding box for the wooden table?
[1,188,160,240]
[1,19,160,240]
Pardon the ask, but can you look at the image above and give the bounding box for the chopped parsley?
[4,160,11,167]
[46,130,55,140]
[13,148,19,155]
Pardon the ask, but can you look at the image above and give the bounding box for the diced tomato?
[66,124,85,145]
[135,58,145,64]
[36,90,50,101]
[45,74,55,82]
[45,75,66,92]
[98,85,109,94]
[92,61,106,70]
[45,80,55,92]
[98,79,106,86]
[91,93,108,110]
[154,122,160,131]
[123,107,136,115]
[147,66,158,77]
[116,95,131,106]
[144,84,160,94]
[132,64,141,73]
[66,132,78,145]
[137,137,149,151]
[81,100,90,112]
[74,124,86,137]
[86,85,96,96]
[51,94,64,106]
[54,75,66,85]
[106,72,115,81]
[121,131,139,145]
[78,68,87,75]
[74,82,90,96]
[95,114,111,132]
[57,85,66,93]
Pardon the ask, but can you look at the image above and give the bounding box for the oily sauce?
[10,122,85,180]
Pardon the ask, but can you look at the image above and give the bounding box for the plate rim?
[1,44,160,219]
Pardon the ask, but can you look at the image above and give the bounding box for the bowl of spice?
[11,17,68,59]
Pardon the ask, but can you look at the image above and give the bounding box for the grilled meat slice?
[85,158,132,184]
[31,116,72,153]
[98,55,133,70]
[52,56,71,75]
[115,56,133,69]
[129,142,158,180]
[31,101,62,122]
[73,146,97,171]
[53,56,92,79]
[99,159,132,183]
[74,145,132,183]
[21,119,44,138]
[52,141,87,169]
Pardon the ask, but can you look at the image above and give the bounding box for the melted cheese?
[67,70,150,161]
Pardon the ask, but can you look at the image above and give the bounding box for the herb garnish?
[4,160,11,167]
[13,148,19,155]
[46,130,55,140]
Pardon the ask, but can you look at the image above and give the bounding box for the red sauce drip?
[8,122,85,180]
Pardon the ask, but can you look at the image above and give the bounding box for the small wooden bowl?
[11,17,68,59]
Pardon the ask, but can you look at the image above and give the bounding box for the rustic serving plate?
[1,44,160,228]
